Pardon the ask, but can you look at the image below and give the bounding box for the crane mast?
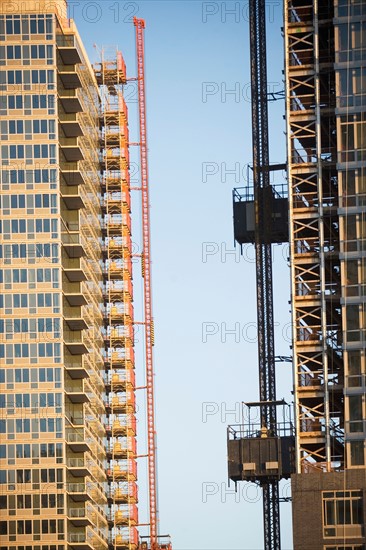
[228,1,295,548]
[133,18,158,550]
[249,0,280,548]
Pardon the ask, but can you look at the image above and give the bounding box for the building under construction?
[0,1,170,549]
[287,0,366,547]
[229,0,366,548]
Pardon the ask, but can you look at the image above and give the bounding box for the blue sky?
[72,1,292,548]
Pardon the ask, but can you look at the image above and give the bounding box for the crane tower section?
[227,1,295,549]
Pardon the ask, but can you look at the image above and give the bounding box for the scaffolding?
[95,53,139,550]
[284,0,343,472]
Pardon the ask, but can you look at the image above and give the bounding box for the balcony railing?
[62,233,86,258]
[60,136,84,162]
[67,431,87,444]
[67,482,87,493]
[62,257,88,282]
[68,533,87,543]
[59,112,83,137]
[58,63,82,89]
[68,507,88,518]
[68,458,88,468]
[56,34,82,65]
[59,87,82,113]
[64,330,89,355]
[60,161,86,186]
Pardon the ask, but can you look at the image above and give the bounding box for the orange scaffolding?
[95,21,172,550]
[95,53,138,550]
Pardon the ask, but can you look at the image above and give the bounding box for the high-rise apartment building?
[285,0,366,547]
[0,1,152,549]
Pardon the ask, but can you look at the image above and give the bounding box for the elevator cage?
[233,185,289,245]
[227,423,295,483]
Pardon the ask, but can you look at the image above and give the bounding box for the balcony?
[60,161,86,186]
[57,34,82,65]
[63,257,87,282]
[59,112,83,138]
[60,137,84,162]
[62,232,86,258]
[62,185,85,210]
[58,64,82,89]
[67,458,91,477]
[66,483,91,502]
[64,282,87,307]
[59,87,82,113]
[65,380,90,404]
[66,410,85,427]
[64,330,88,355]
[64,305,88,330]
[67,533,93,550]
[66,431,90,453]
[68,507,92,527]
[65,358,88,379]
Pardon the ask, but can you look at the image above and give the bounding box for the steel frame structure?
[284,0,343,474]
[249,0,280,548]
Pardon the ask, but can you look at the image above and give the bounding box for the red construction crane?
[133,17,158,550]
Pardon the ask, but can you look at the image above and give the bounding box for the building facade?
[285,0,366,547]
[0,1,139,549]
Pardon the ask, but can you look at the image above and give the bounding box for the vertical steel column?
[313,0,331,469]
[283,0,301,474]
[249,0,280,548]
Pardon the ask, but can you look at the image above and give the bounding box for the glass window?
[350,441,364,466]
[323,491,363,538]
